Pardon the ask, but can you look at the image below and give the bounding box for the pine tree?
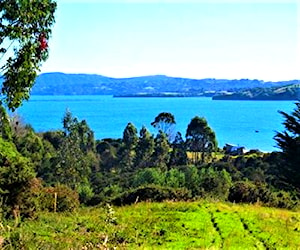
[274,101,300,191]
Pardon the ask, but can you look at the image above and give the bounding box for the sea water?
[15,95,295,152]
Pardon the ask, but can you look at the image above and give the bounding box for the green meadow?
[2,201,300,249]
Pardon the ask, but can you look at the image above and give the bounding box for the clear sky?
[40,0,299,81]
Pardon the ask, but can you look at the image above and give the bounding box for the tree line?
[1,103,300,218]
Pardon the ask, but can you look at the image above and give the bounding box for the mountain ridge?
[29,72,299,96]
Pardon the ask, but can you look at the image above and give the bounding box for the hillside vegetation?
[1,201,300,249]
[213,84,300,100]
[26,72,299,96]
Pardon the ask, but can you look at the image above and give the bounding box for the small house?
[224,144,245,155]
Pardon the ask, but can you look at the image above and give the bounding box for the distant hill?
[1,72,298,96]
[213,84,300,100]
[27,72,299,96]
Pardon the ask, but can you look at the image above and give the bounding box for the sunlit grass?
[1,201,300,249]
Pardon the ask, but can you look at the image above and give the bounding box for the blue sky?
[41,0,299,81]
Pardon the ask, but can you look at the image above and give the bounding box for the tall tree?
[119,122,138,171]
[169,132,188,166]
[274,101,300,191]
[0,0,56,110]
[45,111,97,189]
[151,112,176,141]
[152,130,171,171]
[135,126,155,169]
[186,116,217,164]
[62,109,95,152]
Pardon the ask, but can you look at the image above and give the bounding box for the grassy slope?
[2,201,300,249]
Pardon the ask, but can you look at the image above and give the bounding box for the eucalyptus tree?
[151,112,176,141]
[186,116,217,164]
[0,0,57,110]
[45,111,97,190]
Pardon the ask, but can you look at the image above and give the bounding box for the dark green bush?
[228,181,272,204]
[229,181,298,209]
[267,190,298,209]
[132,168,165,187]
[198,167,232,200]
[110,185,191,206]
[77,182,94,205]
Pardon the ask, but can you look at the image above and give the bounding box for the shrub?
[180,165,201,196]
[77,182,94,205]
[0,138,37,218]
[40,184,79,212]
[228,181,272,204]
[132,168,165,187]
[268,190,298,209]
[198,167,232,200]
[110,185,191,206]
[165,168,185,188]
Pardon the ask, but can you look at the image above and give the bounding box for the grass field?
[1,201,300,249]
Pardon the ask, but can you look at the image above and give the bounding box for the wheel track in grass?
[209,210,224,248]
[240,216,273,250]
[207,205,269,249]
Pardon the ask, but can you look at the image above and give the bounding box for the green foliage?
[43,110,97,189]
[135,126,155,168]
[2,201,299,249]
[0,137,36,217]
[152,130,171,171]
[119,122,138,170]
[165,168,185,188]
[13,127,46,169]
[96,140,119,171]
[110,185,191,206]
[198,167,232,200]
[76,182,94,205]
[41,184,79,212]
[181,165,201,196]
[274,101,300,191]
[169,132,188,166]
[228,181,272,204]
[186,116,218,164]
[268,190,298,209]
[0,0,57,110]
[133,168,165,187]
[122,122,138,149]
[42,130,64,150]
[0,105,12,141]
[102,184,123,199]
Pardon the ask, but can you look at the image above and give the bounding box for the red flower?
[38,34,48,50]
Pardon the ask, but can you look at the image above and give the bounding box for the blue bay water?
[15,95,295,152]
